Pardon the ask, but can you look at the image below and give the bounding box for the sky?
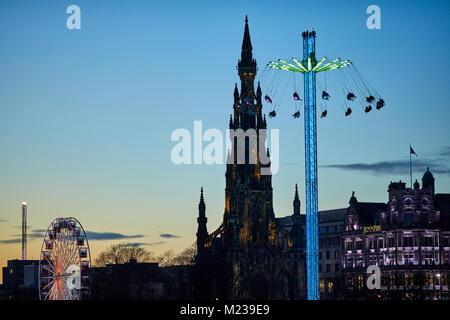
[1,0,449,283]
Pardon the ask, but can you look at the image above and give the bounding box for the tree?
[156,243,197,267]
[173,243,197,266]
[94,243,154,267]
[156,250,176,267]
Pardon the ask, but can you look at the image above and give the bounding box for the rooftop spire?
[241,15,253,62]
[234,83,239,100]
[293,184,300,216]
[199,187,205,211]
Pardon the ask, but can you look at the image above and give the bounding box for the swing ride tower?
[303,30,320,301]
[268,30,351,300]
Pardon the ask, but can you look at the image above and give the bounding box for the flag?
[410,146,417,156]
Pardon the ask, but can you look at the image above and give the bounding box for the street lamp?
[437,273,441,300]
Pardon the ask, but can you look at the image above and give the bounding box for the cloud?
[159,233,180,239]
[123,242,149,247]
[322,158,450,176]
[437,146,450,158]
[0,238,21,244]
[0,229,144,244]
[147,241,166,246]
[281,161,301,166]
[123,241,165,247]
[1,228,46,243]
[84,231,144,241]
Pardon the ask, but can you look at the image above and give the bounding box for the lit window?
[320,279,325,293]
[357,275,364,288]
[327,281,334,293]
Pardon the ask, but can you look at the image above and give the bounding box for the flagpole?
[410,144,412,189]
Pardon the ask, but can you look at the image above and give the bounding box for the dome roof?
[422,167,434,181]
[422,167,435,191]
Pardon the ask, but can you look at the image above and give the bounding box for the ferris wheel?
[38,217,91,300]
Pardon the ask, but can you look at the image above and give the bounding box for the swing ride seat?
[268,110,277,118]
[345,108,352,116]
[322,91,330,100]
[376,99,385,109]
[321,110,327,118]
[265,95,272,104]
[346,92,356,101]
[366,95,375,103]
[292,111,301,118]
[365,106,372,113]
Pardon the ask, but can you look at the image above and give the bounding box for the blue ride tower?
[268,30,351,300]
[302,30,319,300]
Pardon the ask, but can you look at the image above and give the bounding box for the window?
[326,264,331,272]
[327,281,334,293]
[346,258,353,268]
[357,275,364,288]
[403,252,414,265]
[347,276,354,287]
[423,253,435,265]
[388,237,395,247]
[404,274,414,286]
[388,274,395,286]
[320,279,325,293]
[403,237,413,247]
[319,264,322,273]
[444,252,450,265]
[346,241,354,251]
[335,263,339,272]
[334,236,340,245]
[425,274,434,286]
[356,257,364,267]
[334,251,339,259]
[388,254,395,265]
[443,237,450,247]
[404,211,414,225]
[441,274,448,286]
[319,252,322,260]
[424,237,434,247]
[326,251,330,260]
[378,239,384,249]
[356,240,363,250]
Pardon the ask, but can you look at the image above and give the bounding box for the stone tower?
[194,17,306,301]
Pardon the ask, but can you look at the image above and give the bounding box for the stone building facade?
[342,168,450,299]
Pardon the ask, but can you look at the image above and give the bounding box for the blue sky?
[1,0,449,277]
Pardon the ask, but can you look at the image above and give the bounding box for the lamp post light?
[437,273,441,300]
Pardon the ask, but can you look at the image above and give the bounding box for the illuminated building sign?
[363,225,382,234]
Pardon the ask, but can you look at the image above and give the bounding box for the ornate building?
[342,168,450,300]
[193,17,306,300]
